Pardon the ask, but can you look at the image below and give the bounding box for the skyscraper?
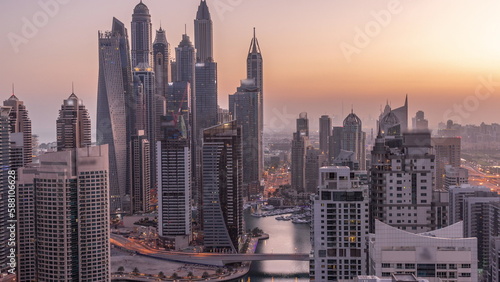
[370,131,437,233]
[0,107,10,273]
[329,126,343,162]
[296,112,309,137]
[97,18,133,212]
[56,93,91,151]
[342,111,366,170]
[133,64,158,195]
[310,166,369,281]
[194,61,218,138]
[3,94,32,166]
[463,195,500,270]
[412,110,428,130]
[291,113,309,193]
[304,146,326,194]
[229,79,262,189]
[194,0,213,63]
[153,27,171,97]
[17,145,110,281]
[167,81,191,125]
[130,130,151,214]
[319,115,331,154]
[378,96,408,135]
[246,28,263,136]
[432,137,461,190]
[175,33,196,85]
[157,116,192,250]
[202,121,243,253]
[247,28,263,96]
[131,0,152,67]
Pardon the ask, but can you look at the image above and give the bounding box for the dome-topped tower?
[133,1,149,15]
[343,111,362,127]
[131,0,152,67]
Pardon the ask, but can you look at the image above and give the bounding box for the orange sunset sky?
[1,0,500,142]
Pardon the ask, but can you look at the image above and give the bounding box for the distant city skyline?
[2,1,500,142]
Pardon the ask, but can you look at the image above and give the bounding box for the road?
[111,234,309,267]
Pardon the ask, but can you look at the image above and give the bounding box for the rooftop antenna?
[184,24,187,35]
[341,99,344,118]
[12,83,14,96]
[72,82,74,94]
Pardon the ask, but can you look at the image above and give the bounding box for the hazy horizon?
[2,0,500,142]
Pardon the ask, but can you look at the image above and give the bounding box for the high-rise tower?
[97,18,134,212]
[202,121,243,253]
[342,111,366,170]
[310,167,369,280]
[17,146,110,281]
[56,92,91,151]
[0,107,10,273]
[131,1,152,67]
[229,79,262,191]
[157,115,192,250]
[153,27,171,97]
[319,115,331,154]
[194,0,213,63]
[247,28,263,133]
[247,28,263,101]
[133,64,158,195]
[3,93,32,166]
[130,130,151,214]
[291,113,310,193]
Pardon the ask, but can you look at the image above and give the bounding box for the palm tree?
[158,271,165,278]
[132,267,139,275]
[171,272,179,279]
[202,271,210,278]
[117,266,124,273]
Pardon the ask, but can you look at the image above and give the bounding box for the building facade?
[131,1,152,67]
[17,146,110,281]
[310,166,370,281]
[97,18,134,212]
[228,79,262,189]
[3,94,32,166]
[56,93,91,151]
[202,121,243,253]
[319,115,332,155]
[369,220,478,282]
[157,117,192,250]
[370,131,437,233]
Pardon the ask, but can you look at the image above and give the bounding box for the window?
[405,264,415,269]
[459,273,471,277]
[437,272,447,278]
[461,264,471,268]
[382,263,391,268]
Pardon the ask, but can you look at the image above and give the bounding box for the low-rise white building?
[369,220,477,282]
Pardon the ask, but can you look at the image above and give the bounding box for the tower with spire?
[247,28,263,152]
[342,110,366,170]
[194,0,213,63]
[56,92,91,151]
[153,26,171,97]
[247,28,263,97]
[131,0,153,67]
[3,88,33,166]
